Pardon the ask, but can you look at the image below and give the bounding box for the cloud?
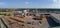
[43,4,60,8]
[0,2,5,5]
[25,2,29,5]
[44,0,60,8]
[40,4,60,8]
[50,0,60,8]
[53,0,60,3]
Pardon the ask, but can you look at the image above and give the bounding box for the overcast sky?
[0,0,60,8]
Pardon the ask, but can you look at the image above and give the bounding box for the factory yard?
[0,9,60,28]
[0,13,60,28]
[0,14,49,28]
[1,14,60,28]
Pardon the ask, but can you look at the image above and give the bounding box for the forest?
[0,8,60,12]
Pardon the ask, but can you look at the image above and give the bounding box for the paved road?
[0,19,6,28]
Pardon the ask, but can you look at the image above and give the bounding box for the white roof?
[51,14,60,21]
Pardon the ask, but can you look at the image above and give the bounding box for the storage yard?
[0,9,60,28]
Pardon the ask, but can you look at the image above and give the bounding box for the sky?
[0,0,60,8]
